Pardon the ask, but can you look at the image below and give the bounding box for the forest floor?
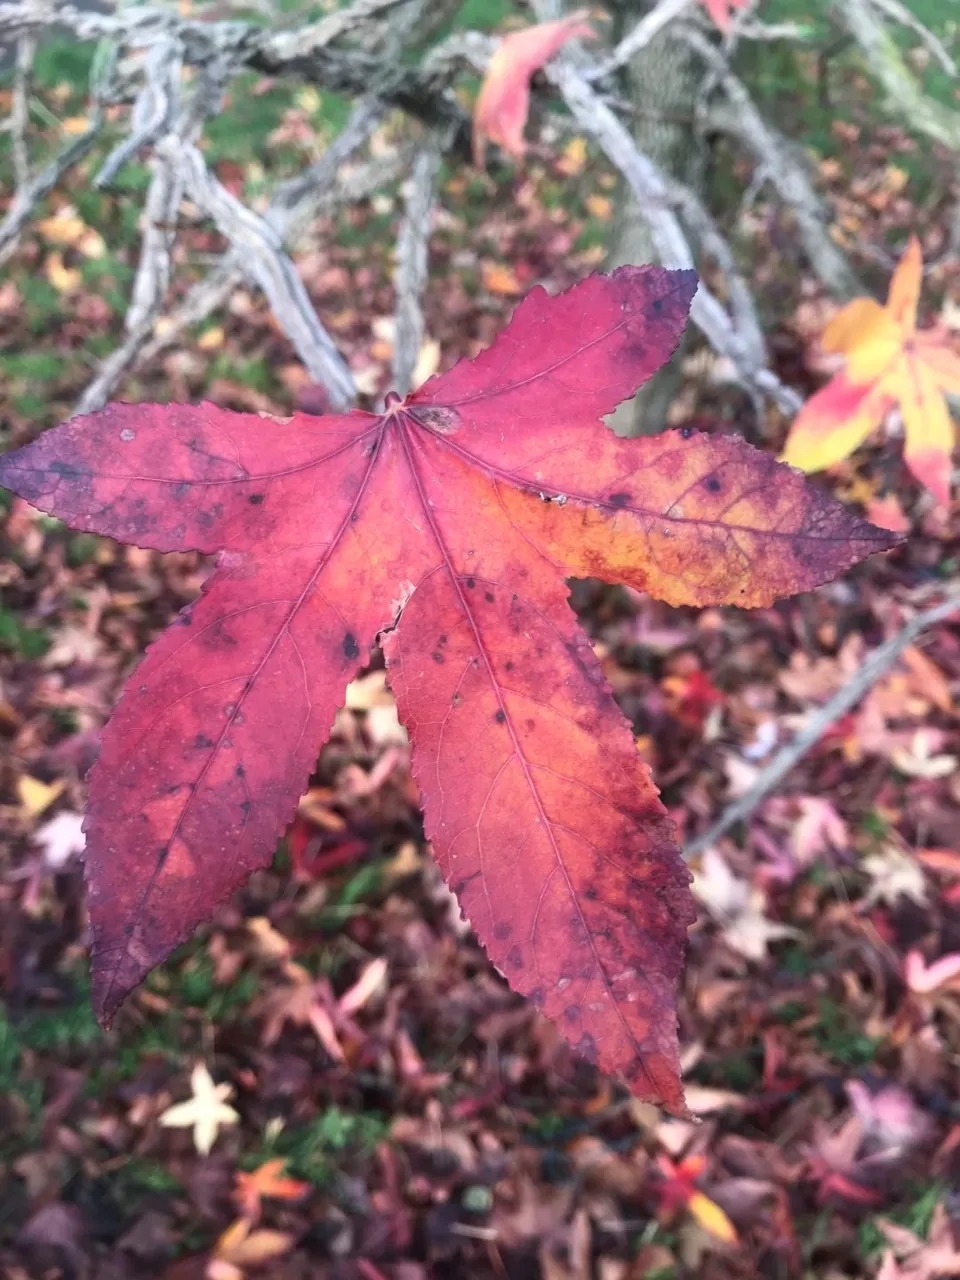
[1,21,960,1280]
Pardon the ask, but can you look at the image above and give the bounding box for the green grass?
[173,953,258,1021]
[253,1106,388,1186]
[0,606,52,659]
[16,976,102,1054]
[859,1180,947,1259]
[814,996,881,1066]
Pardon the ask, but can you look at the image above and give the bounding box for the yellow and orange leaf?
[783,237,958,506]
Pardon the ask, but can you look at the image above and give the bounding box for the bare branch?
[683,28,863,300]
[74,52,222,415]
[170,141,355,409]
[545,59,802,414]
[11,32,35,188]
[684,587,960,859]
[392,142,440,397]
[833,0,960,150]
[865,0,957,79]
[136,101,389,371]
[95,41,182,188]
[0,115,104,266]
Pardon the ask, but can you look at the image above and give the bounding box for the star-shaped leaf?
[159,1062,239,1156]
[0,266,896,1109]
[782,237,959,505]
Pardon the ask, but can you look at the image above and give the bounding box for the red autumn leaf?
[473,11,595,166]
[0,267,896,1108]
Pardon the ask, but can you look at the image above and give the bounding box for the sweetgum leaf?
[0,266,897,1106]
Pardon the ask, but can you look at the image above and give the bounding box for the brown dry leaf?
[207,1217,294,1278]
[482,261,524,295]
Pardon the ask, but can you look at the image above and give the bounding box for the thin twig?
[11,32,35,188]
[135,102,390,370]
[0,115,104,266]
[74,50,222,415]
[171,141,356,408]
[545,58,802,414]
[392,142,439,397]
[684,587,960,859]
[683,27,863,300]
[833,0,960,151]
[866,0,957,77]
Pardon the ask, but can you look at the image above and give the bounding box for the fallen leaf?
[208,1217,294,1278]
[693,849,798,962]
[18,775,65,818]
[0,267,895,1107]
[33,811,86,869]
[233,1160,308,1220]
[904,950,960,996]
[159,1063,239,1156]
[862,843,928,908]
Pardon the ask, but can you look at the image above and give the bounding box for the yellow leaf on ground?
[687,1190,739,1243]
[18,775,65,817]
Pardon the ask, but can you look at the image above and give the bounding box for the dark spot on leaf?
[529,986,545,1007]
[156,845,170,870]
[704,475,722,493]
[506,945,523,969]
[432,651,445,664]
[248,493,265,505]
[576,1031,598,1063]
[505,660,514,672]
[680,426,694,439]
[240,800,253,816]
[49,460,81,478]
[493,921,512,940]
[494,709,506,724]
[343,632,360,660]
[564,1003,581,1024]
[585,886,598,901]
[651,297,664,316]
[408,404,462,434]
[193,733,215,749]
[608,491,631,508]
[173,481,190,498]
[451,691,463,707]
[235,764,245,778]
[437,634,447,646]
[484,591,494,603]
[465,577,475,588]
